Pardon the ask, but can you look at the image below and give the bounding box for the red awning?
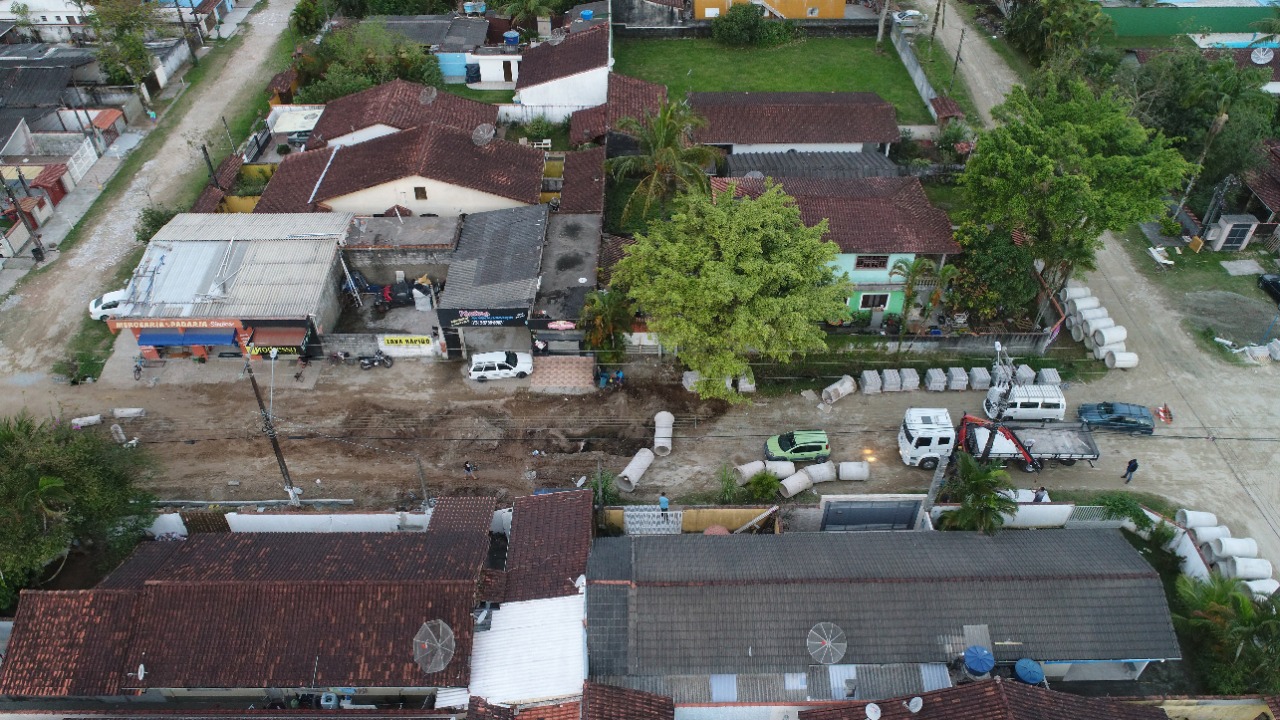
[249,326,309,347]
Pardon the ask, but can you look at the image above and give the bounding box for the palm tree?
[23,475,71,531]
[888,257,936,339]
[579,289,633,364]
[496,0,553,33]
[924,263,959,322]
[1251,2,1280,46]
[606,100,719,223]
[938,452,1017,535]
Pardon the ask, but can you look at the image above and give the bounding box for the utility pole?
[201,143,222,190]
[244,359,300,507]
[221,115,234,150]
[948,27,965,95]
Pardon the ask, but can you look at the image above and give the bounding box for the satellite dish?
[413,620,456,674]
[907,697,923,714]
[744,170,765,179]
[419,87,438,105]
[806,622,847,665]
[866,703,882,720]
[472,123,496,146]
[136,664,146,681]
[1252,47,1274,65]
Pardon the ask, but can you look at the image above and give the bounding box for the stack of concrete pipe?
[780,461,838,498]
[1180,509,1279,597]
[1059,284,1139,369]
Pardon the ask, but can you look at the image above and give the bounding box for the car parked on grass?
[765,430,831,462]
[1258,274,1280,304]
[1077,402,1155,435]
[88,289,129,321]
[467,351,533,381]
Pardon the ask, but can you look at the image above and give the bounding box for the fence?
[891,25,939,122]
[1065,505,1127,528]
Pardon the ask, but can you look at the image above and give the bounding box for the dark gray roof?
[0,21,15,37]
[439,205,548,309]
[533,213,600,322]
[0,66,72,108]
[376,15,490,51]
[0,106,51,142]
[564,1,609,32]
[595,662,951,703]
[726,151,901,179]
[587,530,1180,679]
[0,44,96,68]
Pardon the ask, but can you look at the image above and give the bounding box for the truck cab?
[898,408,955,470]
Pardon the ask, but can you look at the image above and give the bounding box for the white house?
[0,0,86,41]
[690,91,901,154]
[510,24,610,123]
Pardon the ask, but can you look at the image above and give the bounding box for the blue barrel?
[475,2,486,12]
[581,8,593,19]
[503,30,520,45]
[463,1,474,12]
[1014,659,1045,685]
[963,645,996,675]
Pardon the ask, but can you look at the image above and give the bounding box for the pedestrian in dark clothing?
[1122,459,1138,484]
[1033,487,1048,503]
[464,461,476,481]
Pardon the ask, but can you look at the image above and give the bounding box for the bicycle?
[133,358,143,381]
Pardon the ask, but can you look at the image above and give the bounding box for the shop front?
[112,319,244,361]
[244,323,314,359]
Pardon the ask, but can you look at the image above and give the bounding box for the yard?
[612,37,933,125]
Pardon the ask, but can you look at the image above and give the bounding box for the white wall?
[728,141,866,154]
[931,502,1075,529]
[324,175,530,216]
[328,123,401,148]
[512,66,609,122]
[465,54,521,84]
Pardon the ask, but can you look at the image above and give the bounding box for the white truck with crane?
[898,408,1101,472]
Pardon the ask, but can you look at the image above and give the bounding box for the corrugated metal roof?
[150,213,353,243]
[467,594,585,704]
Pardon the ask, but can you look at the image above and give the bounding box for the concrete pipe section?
[1067,296,1101,314]
[734,460,766,486]
[1106,351,1139,369]
[1082,316,1116,336]
[1190,525,1232,545]
[113,408,147,419]
[821,375,856,404]
[1070,324,1086,343]
[1209,537,1259,561]
[1060,286,1091,301]
[1245,578,1280,598]
[71,415,103,429]
[1094,325,1128,346]
[653,411,675,456]
[838,461,870,481]
[1076,307,1109,322]
[1093,342,1125,361]
[805,461,838,484]
[1216,557,1274,581]
[616,448,655,492]
[764,460,796,478]
[1177,509,1219,528]
[779,470,814,498]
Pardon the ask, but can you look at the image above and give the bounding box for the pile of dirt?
[1180,291,1277,345]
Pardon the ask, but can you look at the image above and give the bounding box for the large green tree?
[579,290,633,365]
[495,0,553,33]
[0,414,153,609]
[89,0,162,91]
[1175,574,1280,693]
[1005,0,1113,66]
[959,72,1193,291]
[949,224,1040,322]
[296,21,443,103]
[611,183,851,402]
[937,452,1018,535]
[607,100,719,223]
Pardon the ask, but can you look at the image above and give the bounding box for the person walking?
[1122,459,1139,484]
[1033,487,1048,503]
[658,492,669,519]
[464,461,476,481]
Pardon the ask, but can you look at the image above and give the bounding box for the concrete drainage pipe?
[1216,557,1274,581]
[805,461,837,484]
[1076,307,1109,323]
[616,448,655,492]
[779,470,814,498]
[838,461,870,481]
[1082,316,1116,336]
[821,375,856,404]
[1190,525,1231,545]
[1067,296,1101,313]
[653,411,675,456]
[1177,509,1219,528]
[1105,351,1139,369]
[1245,578,1280,598]
[1209,537,1259,561]
[1060,286,1091,301]
[764,460,796,478]
[735,460,765,485]
[1094,325,1128,346]
[1093,341,1126,361]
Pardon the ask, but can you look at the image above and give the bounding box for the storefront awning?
[250,326,309,347]
[182,329,238,346]
[136,330,187,346]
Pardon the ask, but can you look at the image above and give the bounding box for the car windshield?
[1096,403,1113,413]
[505,351,518,366]
[778,432,797,450]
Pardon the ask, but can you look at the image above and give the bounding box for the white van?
[983,384,1066,422]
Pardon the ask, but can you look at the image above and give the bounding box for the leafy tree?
[88,0,162,91]
[290,0,329,35]
[580,290,633,364]
[1251,3,1280,46]
[1175,574,1280,693]
[495,0,553,32]
[712,3,797,48]
[937,451,1017,535]
[923,262,959,320]
[1005,0,1113,66]
[611,183,851,402]
[135,205,178,244]
[606,100,719,222]
[296,63,377,104]
[948,224,1039,322]
[296,21,443,102]
[888,256,935,338]
[958,72,1193,293]
[10,2,35,39]
[743,471,780,502]
[0,414,153,608]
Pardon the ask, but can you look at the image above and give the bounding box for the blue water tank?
[503,30,520,45]
[437,52,468,79]
[319,694,338,710]
[581,8,594,19]
[476,2,486,12]
[463,1,474,12]
[963,645,996,675]
[1014,658,1045,685]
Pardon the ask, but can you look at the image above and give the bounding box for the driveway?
[930,0,1020,124]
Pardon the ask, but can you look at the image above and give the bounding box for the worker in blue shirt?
[658,492,669,518]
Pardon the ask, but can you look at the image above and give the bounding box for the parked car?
[88,289,129,321]
[1258,274,1280,304]
[893,9,925,26]
[467,351,533,381]
[765,430,831,462]
[1077,402,1155,435]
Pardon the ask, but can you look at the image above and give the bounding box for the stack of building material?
[900,368,920,391]
[881,369,902,392]
[947,367,968,391]
[1015,364,1035,384]
[925,368,947,391]
[1035,368,1061,386]
[860,369,881,394]
[969,366,991,390]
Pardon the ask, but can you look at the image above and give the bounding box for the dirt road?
[0,0,297,379]
[932,0,1020,124]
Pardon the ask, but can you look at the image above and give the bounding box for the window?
[704,6,719,16]
[806,6,818,14]
[55,15,61,21]
[40,15,47,21]
[938,436,953,446]
[413,187,427,200]
[69,15,78,22]
[855,255,889,270]
[914,436,932,448]
[859,293,889,310]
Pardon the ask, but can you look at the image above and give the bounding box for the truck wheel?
[920,458,939,471]
[1059,459,1077,466]
[516,371,528,378]
[1023,461,1040,473]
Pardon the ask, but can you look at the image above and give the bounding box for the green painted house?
[714,176,959,324]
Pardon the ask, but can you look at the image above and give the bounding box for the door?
[503,61,514,83]
[443,328,462,359]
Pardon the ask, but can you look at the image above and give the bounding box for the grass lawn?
[1116,226,1273,299]
[504,121,572,151]
[909,36,981,124]
[443,85,516,104]
[921,180,963,216]
[612,37,933,125]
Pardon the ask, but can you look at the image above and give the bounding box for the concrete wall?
[344,253,451,284]
[325,175,530,216]
[322,333,381,357]
[313,259,344,337]
[931,502,1076,529]
[149,511,431,535]
[601,505,782,533]
[466,53,522,84]
[512,66,610,122]
[65,86,146,124]
[378,334,445,357]
[891,25,938,122]
[150,38,192,89]
[613,0,683,27]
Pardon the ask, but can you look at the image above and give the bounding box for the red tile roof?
[267,67,298,95]
[213,153,243,190]
[570,74,668,145]
[711,176,959,255]
[430,495,497,532]
[559,146,606,214]
[257,124,546,213]
[98,541,184,589]
[798,677,1167,720]
[930,96,964,120]
[306,80,498,150]
[1245,138,1280,214]
[690,92,900,145]
[0,590,138,697]
[124,580,476,690]
[479,567,508,602]
[516,26,610,90]
[91,108,123,130]
[31,162,67,187]
[518,702,581,720]
[190,185,225,213]
[503,489,593,601]
[584,682,674,720]
[596,234,635,285]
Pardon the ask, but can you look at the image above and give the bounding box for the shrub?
[589,469,621,507]
[1158,214,1182,238]
[525,116,557,141]
[277,143,292,155]
[135,205,178,244]
[743,470,780,502]
[1096,491,1153,531]
[711,3,799,48]
[715,464,744,504]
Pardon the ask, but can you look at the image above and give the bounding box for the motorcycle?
[359,349,394,370]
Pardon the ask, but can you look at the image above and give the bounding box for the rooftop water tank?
[963,645,995,677]
[476,1,486,10]
[320,694,338,710]
[1014,658,1045,685]
[463,1,474,12]
[582,9,594,19]
[503,30,520,45]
